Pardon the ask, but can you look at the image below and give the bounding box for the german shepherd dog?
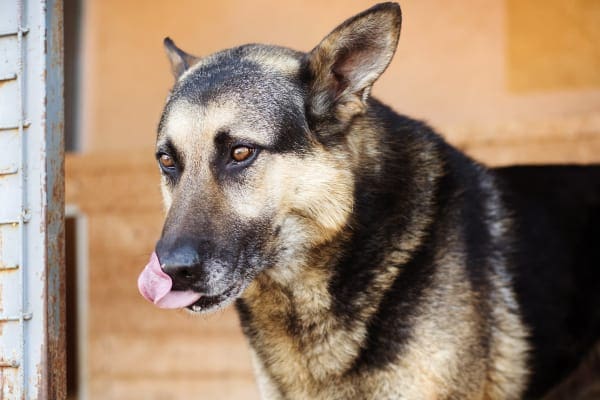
[138,3,600,399]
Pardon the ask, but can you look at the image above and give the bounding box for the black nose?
[155,240,202,291]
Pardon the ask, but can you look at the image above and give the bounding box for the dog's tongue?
[137,252,202,309]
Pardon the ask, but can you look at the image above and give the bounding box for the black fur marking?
[443,150,497,337]
[328,102,442,323]
[349,222,437,372]
[346,152,477,372]
[494,166,600,398]
[322,104,448,371]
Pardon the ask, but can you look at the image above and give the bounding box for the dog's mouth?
[138,252,247,313]
[186,280,245,313]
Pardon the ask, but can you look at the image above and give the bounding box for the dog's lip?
[186,280,245,312]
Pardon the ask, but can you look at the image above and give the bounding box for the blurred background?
[63,0,600,398]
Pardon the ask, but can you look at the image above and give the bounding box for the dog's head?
[138,3,401,313]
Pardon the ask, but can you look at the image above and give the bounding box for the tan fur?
[242,48,302,77]
[480,177,531,399]
[484,301,530,399]
[242,268,366,399]
[275,148,355,244]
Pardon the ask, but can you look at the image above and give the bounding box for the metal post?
[45,0,67,396]
[17,0,28,396]
[0,0,65,398]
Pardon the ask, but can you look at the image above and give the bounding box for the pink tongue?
[137,252,203,309]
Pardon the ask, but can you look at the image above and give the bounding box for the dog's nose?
[155,242,203,291]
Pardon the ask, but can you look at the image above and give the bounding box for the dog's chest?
[238,275,370,398]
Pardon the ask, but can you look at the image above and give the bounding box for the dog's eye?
[231,146,255,163]
[159,154,175,169]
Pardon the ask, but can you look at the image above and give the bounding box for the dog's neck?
[237,249,367,393]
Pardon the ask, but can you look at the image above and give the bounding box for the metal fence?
[0,0,65,398]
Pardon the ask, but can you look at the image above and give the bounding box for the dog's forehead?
[159,99,280,151]
[158,44,306,151]
[184,43,304,80]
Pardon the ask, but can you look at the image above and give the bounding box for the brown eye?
[159,154,175,169]
[231,146,254,162]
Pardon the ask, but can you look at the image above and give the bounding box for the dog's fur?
[153,3,600,399]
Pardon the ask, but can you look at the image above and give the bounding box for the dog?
[137,3,600,398]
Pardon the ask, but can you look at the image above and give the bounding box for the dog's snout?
[155,237,231,294]
[155,241,203,289]
[162,262,199,288]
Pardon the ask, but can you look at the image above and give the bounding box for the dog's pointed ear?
[305,2,401,123]
[164,37,200,80]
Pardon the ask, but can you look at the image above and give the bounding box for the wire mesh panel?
[0,0,65,398]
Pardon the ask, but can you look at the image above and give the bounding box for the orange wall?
[80,0,600,161]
